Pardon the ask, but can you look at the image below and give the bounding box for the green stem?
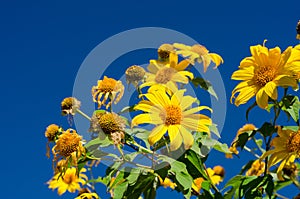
[243,146,260,158]
[116,144,125,160]
[76,109,91,121]
[252,137,265,154]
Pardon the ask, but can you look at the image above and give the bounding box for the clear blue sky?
[0,0,299,198]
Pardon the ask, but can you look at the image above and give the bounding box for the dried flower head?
[92,76,124,109]
[98,112,126,135]
[125,65,146,87]
[158,43,175,60]
[45,124,61,142]
[52,129,85,158]
[61,97,81,116]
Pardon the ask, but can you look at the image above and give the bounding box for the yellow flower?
[226,124,256,158]
[125,65,146,87]
[192,167,224,193]
[61,97,81,116]
[260,127,300,180]
[75,192,99,199]
[52,129,85,158]
[192,177,205,193]
[246,160,265,176]
[91,76,124,109]
[213,165,225,178]
[158,176,177,189]
[173,43,223,72]
[154,47,191,71]
[132,89,212,151]
[48,167,88,195]
[231,41,300,109]
[141,60,194,93]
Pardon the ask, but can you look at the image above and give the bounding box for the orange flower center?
[161,105,182,125]
[286,132,300,155]
[56,131,81,157]
[254,66,276,87]
[62,172,77,184]
[155,67,176,84]
[98,77,117,93]
[98,113,125,134]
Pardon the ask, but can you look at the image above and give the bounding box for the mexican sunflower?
[48,167,88,195]
[231,41,300,109]
[141,59,194,93]
[260,127,300,180]
[131,89,212,151]
[173,43,223,72]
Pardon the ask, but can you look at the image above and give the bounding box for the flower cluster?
[43,28,300,199]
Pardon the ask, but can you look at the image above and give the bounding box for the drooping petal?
[179,126,194,149]
[256,89,269,109]
[209,53,224,68]
[148,125,168,146]
[168,125,182,151]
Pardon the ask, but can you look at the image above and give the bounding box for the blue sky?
[0,0,299,198]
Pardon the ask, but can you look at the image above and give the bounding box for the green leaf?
[191,77,218,100]
[200,137,231,154]
[281,95,300,122]
[125,128,151,149]
[201,181,210,191]
[159,155,193,190]
[258,122,276,137]
[113,181,129,199]
[209,123,220,138]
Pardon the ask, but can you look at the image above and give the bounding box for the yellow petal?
[179,126,194,149]
[168,125,182,151]
[176,59,190,71]
[256,89,269,109]
[171,89,185,105]
[169,52,178,68]
[232,85,258,106]
[264,81,278,100]
[209,53,224,68]
[148,125,168,145]
[180,96,197,110]
[231,68,254,80]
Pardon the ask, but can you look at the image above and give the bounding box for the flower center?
[161,105,182,125]
[99,77,117,93]
[155,67,176,84]
[57,131,81,157]
[286,132,300,155]
[158,44,174,59]
[62,173,76,184]
[191,44,209,56]
[99,113,125,134]
[254,66,276,87]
